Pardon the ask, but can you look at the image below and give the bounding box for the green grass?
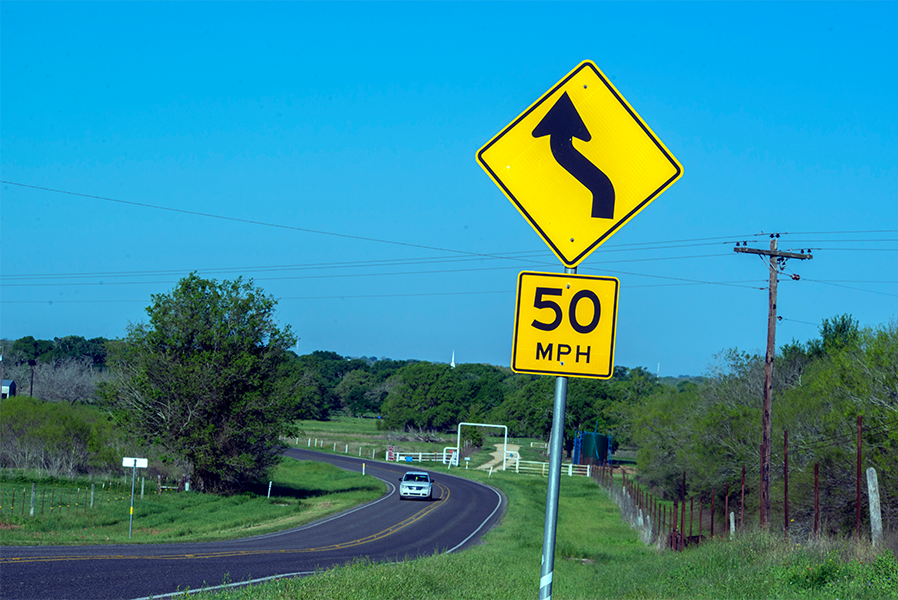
[181,469,897,600]
[4,421,895,598]
[0,459,384,545]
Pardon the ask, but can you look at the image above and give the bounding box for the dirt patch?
[477,444,521,471]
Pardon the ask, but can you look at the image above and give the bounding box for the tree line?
[3,274,892,522]
[0,274,658,492]
[629,314,897,535]
[1,335,111,404]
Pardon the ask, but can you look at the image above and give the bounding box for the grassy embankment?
[0,458,384,545]
[185,465,896,600]
[202,419,898,599]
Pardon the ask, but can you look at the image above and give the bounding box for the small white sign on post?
[122,457,148,538]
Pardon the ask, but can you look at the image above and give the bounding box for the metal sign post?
[122,457,148,538]
[540,370,569,600]
[477,60,683,599]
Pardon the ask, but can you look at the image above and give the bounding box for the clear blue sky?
[2,2,896,377]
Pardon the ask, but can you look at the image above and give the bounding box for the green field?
[0,459,384,545]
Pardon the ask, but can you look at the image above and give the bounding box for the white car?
[398,471,434,501]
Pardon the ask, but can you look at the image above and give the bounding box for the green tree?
[379,362,469,431]
[102,273,300,495]
[334,369,376,416]
[52,335,109,366]
[291,351,370,416]
[11,336,55,362]
[490,376,556,439]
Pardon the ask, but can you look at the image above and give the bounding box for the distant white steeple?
[450,350,456,369]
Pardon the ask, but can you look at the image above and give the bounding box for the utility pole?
[735,234,812,527]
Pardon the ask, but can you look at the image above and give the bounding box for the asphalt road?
[0,449,506,600]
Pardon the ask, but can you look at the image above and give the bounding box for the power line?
[1,290,517,304]
[0,254,740,287]
[4,181,895,301]
[779,317,818,326]
[803,279,898,298]
[0,180,545,264]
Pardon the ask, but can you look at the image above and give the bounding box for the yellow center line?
[1,483,451,564]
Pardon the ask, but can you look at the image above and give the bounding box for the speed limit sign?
[511,271,619,379]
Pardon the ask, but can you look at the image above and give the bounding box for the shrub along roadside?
[0,396,133,478]
[185,469,897,600]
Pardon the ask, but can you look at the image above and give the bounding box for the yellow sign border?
[511,271,619,379]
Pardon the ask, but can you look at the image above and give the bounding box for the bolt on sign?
[476,60,683,267]
[512,271,619,379]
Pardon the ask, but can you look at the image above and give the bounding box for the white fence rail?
[386,450,592,477]
[394,451,457,464]
[283,436,592,477]
[512,459,591,478]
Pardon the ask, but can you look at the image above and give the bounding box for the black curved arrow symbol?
[532,91,615,219]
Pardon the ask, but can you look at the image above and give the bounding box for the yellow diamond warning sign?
[512,271,619,379]
[477,60,683,267]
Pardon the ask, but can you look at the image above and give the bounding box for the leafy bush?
[0,396,128,477]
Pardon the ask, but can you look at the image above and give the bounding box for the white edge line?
[443,477,504,554]
[130,465,501,598]
[130,570,319,600]
[235,478,396,541]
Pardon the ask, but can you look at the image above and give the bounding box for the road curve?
[0,449,506,600]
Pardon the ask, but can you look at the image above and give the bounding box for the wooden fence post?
[867,467,882,547]
[784,430,789,538]
[856,415,862,538]
[680,472,686,551]
[724,483,729,536]
[814,463,819,537]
